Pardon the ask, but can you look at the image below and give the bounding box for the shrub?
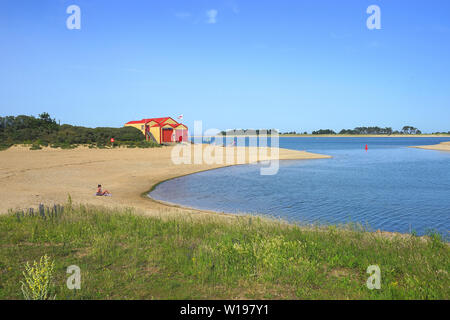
[0,113,147,150]
[135,140,161,148]
[30,144,42,150]
[0,143,13,151]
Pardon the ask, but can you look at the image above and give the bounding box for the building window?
[141,125,144,130]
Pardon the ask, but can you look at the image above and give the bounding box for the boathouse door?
[162,128,173,142]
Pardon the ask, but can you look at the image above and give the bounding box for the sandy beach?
[410,141,450,152]
[0,145,330,216]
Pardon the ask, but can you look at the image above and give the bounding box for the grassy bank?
[0,204,448,300]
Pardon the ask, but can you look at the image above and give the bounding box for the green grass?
[0,204,448,300]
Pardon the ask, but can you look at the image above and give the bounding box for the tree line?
[0,113,159,150]
[337,126,421,135]
[282,126,436,135]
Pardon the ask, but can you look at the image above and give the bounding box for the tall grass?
[0,204,448,299]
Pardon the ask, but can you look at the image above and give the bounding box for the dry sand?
[0,145,330,216]
[409,141,450,152]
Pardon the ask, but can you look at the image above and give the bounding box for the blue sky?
[1,0,449,133]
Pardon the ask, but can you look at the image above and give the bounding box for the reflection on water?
[151,137,450,236]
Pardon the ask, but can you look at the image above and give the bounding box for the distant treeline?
[0,113,160,150]
[283,126,450,135]
[338,126,421,135]
[219,129,279,135]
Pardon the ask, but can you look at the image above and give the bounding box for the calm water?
[150,138,450,236]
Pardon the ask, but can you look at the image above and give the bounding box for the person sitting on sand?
[96,184,111,196]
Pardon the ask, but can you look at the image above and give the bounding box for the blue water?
[150,138,450,237]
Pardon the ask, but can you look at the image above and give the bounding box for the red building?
[125,117,188,144]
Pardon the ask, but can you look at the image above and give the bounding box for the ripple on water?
[150,138,450,236]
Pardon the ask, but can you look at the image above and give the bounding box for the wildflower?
[20,255,55,300]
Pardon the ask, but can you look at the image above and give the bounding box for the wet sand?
[0,145,330,217]
[410,141,450,152]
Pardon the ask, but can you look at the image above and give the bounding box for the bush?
[0,143,12,151]
[312,129,336,135]
[136,140,161,148]
[0,113,149,150]
[30,144,42,150]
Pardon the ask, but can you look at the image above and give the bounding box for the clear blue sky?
[1,0,449,133]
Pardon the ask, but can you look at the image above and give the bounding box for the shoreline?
[0,145,330,220]
[280,134,450,138]
[194,134,450,138]
[144,141,450,238]
[409,141,450,152]
[144,162,272,217]
[1,143,446,239]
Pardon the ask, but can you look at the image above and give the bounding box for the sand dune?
[0,145,330,216]
[410,141,450,152]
